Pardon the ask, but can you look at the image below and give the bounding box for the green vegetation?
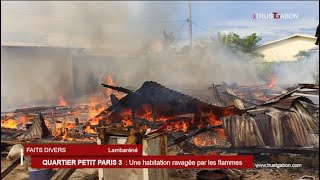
[313,64,319,85]
[218,32,264,58]
[163,30,175,48]
[294,50,311,60]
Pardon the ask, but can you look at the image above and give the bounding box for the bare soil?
[1,158,29,180]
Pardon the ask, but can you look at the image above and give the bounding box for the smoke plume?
[1,2,318,110]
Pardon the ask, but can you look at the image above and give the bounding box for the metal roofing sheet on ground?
[223,103,319,148]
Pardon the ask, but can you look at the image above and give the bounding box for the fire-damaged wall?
[1,45,77,109]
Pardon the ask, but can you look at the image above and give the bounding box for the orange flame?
[87,96,107,125]
[140,104,153,122]
[170,121,189,132]
[106,74,115,97]
[52,122,63,137]
[44,119,51,129]
[58,96,68,106]
[62,128,74,141]
[192,133,217,147]
[192,128,226,147]
[267,74,276,89]
[84,126,96,134]
[64,121,76,130]
[19,115,29,127]
[1,114,33,129]
[206,112,221,126]
[215,128,226,140]
[1,119,18,129]
[105,74,123,98]
[51,121,76,138]
[122,119,133,127]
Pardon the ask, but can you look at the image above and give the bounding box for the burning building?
[1,79,319,179]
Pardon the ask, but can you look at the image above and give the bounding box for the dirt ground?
[1,157,98,180]
[1,158,29,180]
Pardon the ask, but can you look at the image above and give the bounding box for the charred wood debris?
[1,81,319,157]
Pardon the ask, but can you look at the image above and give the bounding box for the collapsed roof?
[93,81,319,149]
[94,81,244,125]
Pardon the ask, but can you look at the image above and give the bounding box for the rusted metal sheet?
[222,87,319,148]
[17,114,50,141]
[252,113,275,146]
[225,88,246,110]
[223,84,319,109]
[292,101,319,133]
[223,105,319,148]
[222,114,265,148]
[271,96,314,110]
[265,84,319,105]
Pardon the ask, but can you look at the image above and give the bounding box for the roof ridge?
[143,81,211,105]
[256,33,317,48]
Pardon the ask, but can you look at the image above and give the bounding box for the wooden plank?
[1,157,21,179]
[50,168,76,180]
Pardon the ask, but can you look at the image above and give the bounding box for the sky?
[174,1,319,43]
[1,1,319,46]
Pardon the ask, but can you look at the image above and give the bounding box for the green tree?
[163,30,175,48]
[219,32,264,58]
[294,50,311,60]
[313,69,319,85]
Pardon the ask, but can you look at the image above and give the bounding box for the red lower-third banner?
[24,144,142,156]
[31,155,254,168]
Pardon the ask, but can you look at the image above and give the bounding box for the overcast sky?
[1,1,319,46]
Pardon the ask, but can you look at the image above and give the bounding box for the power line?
[176,20,188,33]
[143,20,187,23]
[191,21,215,38]
[169,20,188,41]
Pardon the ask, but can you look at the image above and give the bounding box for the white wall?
[254,37,317,62]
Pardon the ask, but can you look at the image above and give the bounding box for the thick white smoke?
[1,1,318,110]
[275,52,319,86]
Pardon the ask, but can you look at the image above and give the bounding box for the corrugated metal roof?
[222,114,265,147]
[222,102,319,148]
[95,81,244,123]
[271,96,314,110]
[17,114,50,141]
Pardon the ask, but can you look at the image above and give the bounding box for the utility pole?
[188,1,192,49]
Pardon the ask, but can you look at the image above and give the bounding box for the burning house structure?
[1,78,319,179]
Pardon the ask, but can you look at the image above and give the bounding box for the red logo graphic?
[272,12,280,19]
[253,13,257,19]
